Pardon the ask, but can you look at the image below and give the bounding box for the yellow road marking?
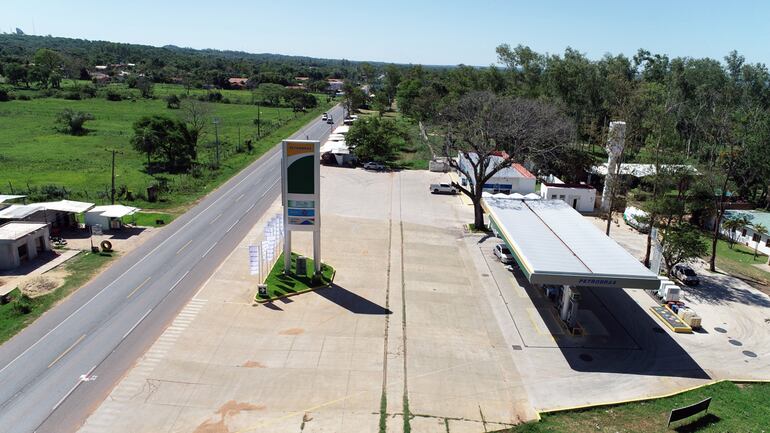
[126,277,151,299]
[176,239,193,255]
[48,334,85,368]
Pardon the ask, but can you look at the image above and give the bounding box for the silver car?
[494,243,514,264]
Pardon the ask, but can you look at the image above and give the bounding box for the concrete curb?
[534,378,770,416]
[253,268,336,304]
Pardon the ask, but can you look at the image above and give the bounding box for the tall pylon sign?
[281,140,321,274]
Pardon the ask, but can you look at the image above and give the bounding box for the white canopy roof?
[484,198,659,289]
[33,199,94,213]
[0,222,47,241]
[0,195,26,204]
[87,205,140,218]
[0,204,42,219]
[523,193,541,200]
[332,125,350,135]
[592,163,698,178]
[320,140,349,154]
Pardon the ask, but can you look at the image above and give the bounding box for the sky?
[3,0,769,66]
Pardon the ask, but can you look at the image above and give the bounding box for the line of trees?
[386,44,770,272]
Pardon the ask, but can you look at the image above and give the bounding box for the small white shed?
[0,222,51,270]
[84,205,140,230]
[540,182,597,212]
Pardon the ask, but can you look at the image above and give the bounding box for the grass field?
[703,235,770,285]
[0,251,114,344]
[498,381,770,433]
[0,84,334,212]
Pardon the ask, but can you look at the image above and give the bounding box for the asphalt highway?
[0,104,344,433]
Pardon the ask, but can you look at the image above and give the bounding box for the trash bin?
[296,256,307,276]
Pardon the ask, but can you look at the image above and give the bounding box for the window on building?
[551,195,557,199]
[742,229,747,236]
[765,238,770,247]
[753,233,761,242]
[559,195,566,200]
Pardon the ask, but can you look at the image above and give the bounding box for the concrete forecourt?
[77,168,770,433]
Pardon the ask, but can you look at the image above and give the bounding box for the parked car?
[321,113,328,121]
[363,161,386,171]
[326,116,334,124]
[673,264,700,286]
[429,183,457,194]
[494,243,515,264]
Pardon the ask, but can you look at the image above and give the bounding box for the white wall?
[84,212,110,229]
[541,185,596,212]
[721,225,770,256]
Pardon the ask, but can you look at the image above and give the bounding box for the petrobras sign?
[281,140,320,232]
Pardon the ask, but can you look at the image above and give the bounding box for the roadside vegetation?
[497,381,770,433]
[0,81,333,213]
[0,251,114,344]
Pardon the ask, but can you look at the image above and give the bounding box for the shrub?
[165,94,181,109]
[56,109,95,135]
[63,91,82,100]
[0,89,11,102]
[80,84,97,98]
[12,294,34,315]
[105,90,122,101]
[17,94,30,101]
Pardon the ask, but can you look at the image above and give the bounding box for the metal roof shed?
[483,197,659,289]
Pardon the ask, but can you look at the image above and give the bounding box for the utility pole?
[256,104,261,138]
[106,149,124,204]
[213,117,220,168]
[111,149,116,204]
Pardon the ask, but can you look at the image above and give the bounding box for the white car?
[494,244,514,264]
[429,183,457,194]
[321,113,328,121]
[363,161,386,171]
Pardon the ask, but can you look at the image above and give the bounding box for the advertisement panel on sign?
[282,140,320,232]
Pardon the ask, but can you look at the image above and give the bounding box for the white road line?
[201,242,217,258]
[235,193,245,202]
[168,270,190,292]
[51,364,96,411]
[226,220,239,233]
[123,309,152,339]
[247,203,256,212]
[0,151,276,376]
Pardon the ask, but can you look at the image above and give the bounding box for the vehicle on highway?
[494,243,515,264]
[326,115,334,124]
[429,183,457,194]
[673,264,700,286]
[363,161,386,171]
[322,113,328,121]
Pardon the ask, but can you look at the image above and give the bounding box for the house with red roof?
[457,153,536,194]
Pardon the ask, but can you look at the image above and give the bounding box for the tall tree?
[437,91,574,228]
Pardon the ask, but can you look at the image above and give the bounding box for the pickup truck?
[429,183,457,194]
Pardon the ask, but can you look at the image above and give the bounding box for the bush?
[80,84,97,98]
[17,94,30,101]
[165,94,181,109]
[207,91,223,102]
[0,89,12,102]
[63,91,81,100]
[12,295,34,315]
[105,90,122,101]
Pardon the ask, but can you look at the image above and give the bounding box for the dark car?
[673,264,700,286]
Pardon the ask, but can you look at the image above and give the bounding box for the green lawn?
[256,252,334,302]
[703,235,770,285]
[0,85,334,212]
[498,381,770,433]
[124,211,175,227]
[0,250,115,343]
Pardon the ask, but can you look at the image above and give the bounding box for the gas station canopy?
[483,197,660,289]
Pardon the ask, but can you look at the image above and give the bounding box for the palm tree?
[752,223,768,259]
[722,215,750,249]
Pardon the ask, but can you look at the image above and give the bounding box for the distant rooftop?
[0,222,47,241]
